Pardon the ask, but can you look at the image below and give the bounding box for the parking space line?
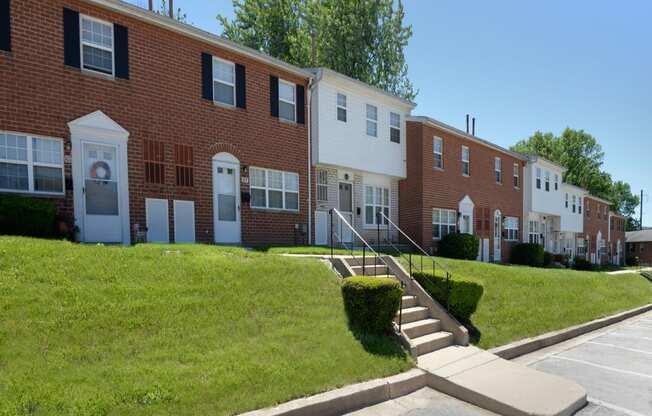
[586,341,652,356]
[587,397,647,416]
[606,333,652,342]
[550,356,652,379]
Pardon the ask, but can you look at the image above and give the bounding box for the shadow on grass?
[463,320,482,345]
[349,328,409,358]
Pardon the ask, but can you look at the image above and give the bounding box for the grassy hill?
[0,238,412,416]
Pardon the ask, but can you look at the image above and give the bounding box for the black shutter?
[201,52,213,101]
[0,0,10,52]
[235,63,246,109]
[63,8,80,68]
[114,24,129,79]
[270,75,279,118]
[296,84,305,124]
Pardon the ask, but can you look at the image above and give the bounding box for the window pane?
[0,162,28,190]
[365,206,374,225]
[0,134,28,161]
[337,93,346,107]
[285,192,298,210]
[390,128,400,143]
[383,207,389,224]
[83,45,113,74]
[218,194,236,221]
[250,168,265,187]
[366,120,377,137]
[434,154,442,168]
[268,171,283,189]
[390,112,400,128]
[251,188,266,207]
[82,18,112,48]
[214,82,235,105]
[85,180,118,215]
[383,188,389,205]
[284,172,298,192]
[279,82,295,103]
[434,138,442,153]
[375,187,382,204]
[337,107,347,122]
[33,138,63,165]
[213,60,234,84]
[269,190,283,208]
[366,105,377,120]
[34,166,63,192]
[279,101,296,122]
[365,186,374,204]
[432,209,440,224]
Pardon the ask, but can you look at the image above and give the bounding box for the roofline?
[519,154,567,172]
[406,116,527,160]
[609,211,626,218]
[562,183,588,194]
[308,68,417,109]
[586,194,612,205]
[83,0,313,79]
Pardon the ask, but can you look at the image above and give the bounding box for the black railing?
[329,208,406,331]
[377,211,453,311]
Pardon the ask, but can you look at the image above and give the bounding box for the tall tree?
[511,128,639,222]
[218,0,417,100]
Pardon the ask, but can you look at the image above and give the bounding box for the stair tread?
[412,331,453,345]
[400,318,440,329]
[400,306,429,313]
[401,295,417,300]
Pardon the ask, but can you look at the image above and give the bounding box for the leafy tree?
[218,0,416,100]
[511,128,639,222]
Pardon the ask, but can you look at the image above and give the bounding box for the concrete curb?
[490,303,652,360]
[238,369,428,416]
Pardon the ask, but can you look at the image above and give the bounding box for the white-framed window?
[212,57,235,106]
[432,208,456,240]
[577,238,586,255]
[513,163,519,188]
[250,167,299,211]
[336,93,347,122]
[554,174,559,190]
[528,220,540,244]
[545,170,550,191]
[505,217,519,241]
[494,157,502,183]
[366,104,378,137]
[278,80,296,122]
[0,132,64,195]
[461,146,470,176]
[578,197,582,214]
[80,15,114,75]
[317,170,328,202]
[565,193,569,208]
[433,137,443,169]
[536,167,541,189]
[390,112,401,143]
[572,195,576,213]
[364,186,389,226]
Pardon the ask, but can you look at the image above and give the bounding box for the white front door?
[338,182,353,243]
[493,210,502,262]
[146,198,169,243]
[315,211,328,245]
[213,158,241,244]
[82,142,123,243]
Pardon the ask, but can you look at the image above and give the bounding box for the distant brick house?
[626,229,652,266]
[399,117,525,262]
[608,212,626,266]
[1,0,312,245]
[582,196,612,265]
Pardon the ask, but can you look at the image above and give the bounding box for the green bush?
[413,272,483,322]
[572,256,594,271]
[552,254,570,267]
[341,276,402,334]
[438,233,480,260]
[0,194,57,238]
[627,256,640,267]
[510,243,544,267]
[543,251,554,268]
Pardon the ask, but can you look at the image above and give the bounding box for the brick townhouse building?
[582,195,612,264]
[626,229,652,266]
[0,0,313,245]
[608,212,626,265]
[400,116,525,262]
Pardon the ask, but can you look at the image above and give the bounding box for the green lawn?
[0,237,412,416]
[263,245,366,255]
[402,256,652,349]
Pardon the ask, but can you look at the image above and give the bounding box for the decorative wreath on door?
[90,160,112,180]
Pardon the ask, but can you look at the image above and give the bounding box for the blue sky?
[130,0,651,224]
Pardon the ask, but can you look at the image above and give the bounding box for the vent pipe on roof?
[472,117,476,136]
[169,0,174,18]
[148,0,153,11]
[466,114,469,134]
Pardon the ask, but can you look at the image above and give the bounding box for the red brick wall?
[400,121,524,260]
[627,241,652,265]
[582,197,610,262]
[609,215,626,262]
[0,0,312,245]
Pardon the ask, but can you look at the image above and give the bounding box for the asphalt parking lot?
[516,310,652,416]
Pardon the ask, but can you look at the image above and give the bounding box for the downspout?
[306,70,322,245]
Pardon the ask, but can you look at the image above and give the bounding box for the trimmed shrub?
[543,251,554,268]
[510,243,544,267]
[552,254,570,267]
[572,256,594,271]
[0,194,57,238]
[439,233,480,260]
[627,256,640,267]
[413,272,483,323]
[341,276,402,334]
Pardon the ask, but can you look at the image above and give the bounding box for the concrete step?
[346,256,385,267]
[401,295,418,309]
[398,306,429,324]
[400,318,441,339]
[413,331,454,355]
[349,265,389,276]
